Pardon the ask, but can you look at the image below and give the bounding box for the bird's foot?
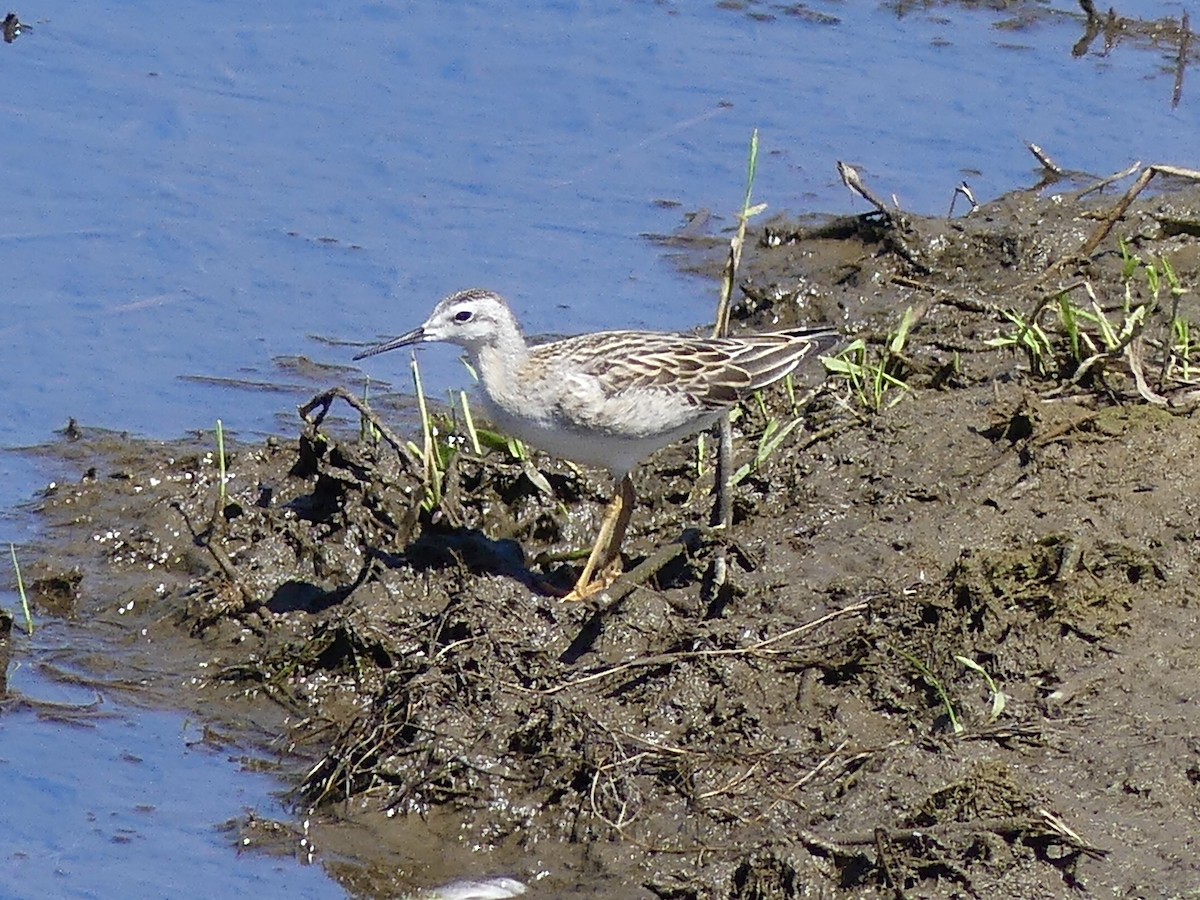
[561,556,624,603]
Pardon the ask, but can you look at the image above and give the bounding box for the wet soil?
[18,168,1200,898]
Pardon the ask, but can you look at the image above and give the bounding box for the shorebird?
[355,288,836,601]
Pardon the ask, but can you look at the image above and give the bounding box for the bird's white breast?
[476,362,720,478]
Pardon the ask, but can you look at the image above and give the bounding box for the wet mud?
[19,171,1200,897]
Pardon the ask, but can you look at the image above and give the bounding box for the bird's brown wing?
[535,328,834,410]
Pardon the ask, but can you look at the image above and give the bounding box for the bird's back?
[527,326,836,409]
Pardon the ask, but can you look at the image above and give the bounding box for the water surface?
[1,1,1197,894]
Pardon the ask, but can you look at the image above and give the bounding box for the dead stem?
[300,386,422,471]
[510,599,869,697]
[1079,163,1200,256]
[1026,142,1064,177]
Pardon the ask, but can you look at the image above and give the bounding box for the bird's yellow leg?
[563,475,635,602]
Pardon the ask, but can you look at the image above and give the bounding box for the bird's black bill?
[352,326,425,361]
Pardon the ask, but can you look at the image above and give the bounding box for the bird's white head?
[354,288,523,361]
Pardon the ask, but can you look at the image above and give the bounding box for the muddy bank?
[20,171,1200,897]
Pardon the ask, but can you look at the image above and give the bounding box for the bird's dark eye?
[454,310,473,323]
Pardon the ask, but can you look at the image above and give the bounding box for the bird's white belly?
[478,388,720,478]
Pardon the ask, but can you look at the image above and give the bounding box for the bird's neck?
[472,320,530,397]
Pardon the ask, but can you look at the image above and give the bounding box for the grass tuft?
[825,307,916,412]
[897,647,963,735]
[987,241,1194,399]
[955,655,1008,723]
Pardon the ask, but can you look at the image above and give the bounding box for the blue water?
[1,0,1197,895]
[4,2,1197,459]
[0,619,344,899]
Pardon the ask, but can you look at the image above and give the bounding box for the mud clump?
[25,179,1200,898]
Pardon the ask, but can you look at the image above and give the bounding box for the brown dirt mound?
[26,174,1200,898]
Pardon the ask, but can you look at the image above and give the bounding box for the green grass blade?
[10,543,33,635]
[460,390,483,455]
[215,419,228,509]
